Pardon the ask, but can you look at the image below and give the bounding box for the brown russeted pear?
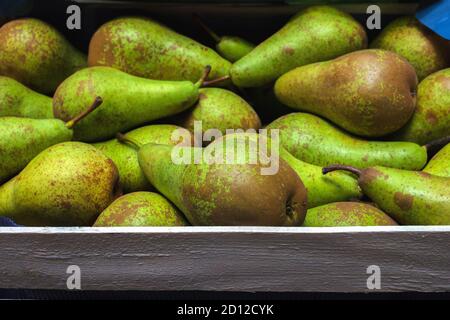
[323,164,450,225]
[266,113,449,170]
[0,142,120,226]
[0,76,53,118]
[391,68,450,144]
[88,16,231,83]
[303,202,398,227]
[371,16,450,80]
[230,6,367,87]
[274,49,418,137]
[0,18,87,94]
[0,97,102,183]
[94,192,188,227]
[137,134,308,226]
[423,143,450,177]
[93,125,193,193]
[53,66,219,142]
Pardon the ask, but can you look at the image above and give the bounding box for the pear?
[93,124,193,193]
[53,66,215,142]
[0,97,102,183]
[0,18,87,94]
[323,165,450,225]
[303,202,398,227]
[391,68,450,145]
[371,16,450,80]
[94,192,188,227]
[0,76,53,118]
[137,135,307,226]
[193,14,254,62]
[177,88,261,138]
[0,142,120,226]
[266,113,450,170]
[88,16,231,83]
[230,6,367,87]
[423,143,450,177]
[274,49,418,137]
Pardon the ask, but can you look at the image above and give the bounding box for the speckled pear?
[0,18,87,94]
[0,142,120,226]
[423,143,450,177]
[0,76,53,118]
[274,49,418,137]
[303,202,398,227]
[94,192,188,227]
[230,6,367,87]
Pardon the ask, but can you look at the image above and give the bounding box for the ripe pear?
[303,202,398,227]
[391,68,450,145]
[423,143,450,177]
[274,49,418,137]
[266,112,438,170]
[0,18,87,94]
[88,16,231,83]
[0,97,102,183]
[177,88,261,138]
[53,66,214,142]
[230,6,367,87]
[0,142,120,226]
[93,125,193,193]
[94,192,188,227]
[0,76,53,118]
[323,165,450,225]
[371,16,450,80]
[137,136,308,226]
[193,14,254,62]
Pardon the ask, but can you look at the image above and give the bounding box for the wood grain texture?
[0,226,449,292]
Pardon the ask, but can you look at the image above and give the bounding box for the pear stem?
[202,75,231,87]
[65,96,103,129]
[322,164,362,177]
[116,133,142,150]
[193,13,221,43]
[424,135,450,158]
[195,65,212,88]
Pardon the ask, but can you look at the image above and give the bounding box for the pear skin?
[93,125,193,193]
[94,192,188,227]
[274,49,418,137]
[391,68,450,145]
[0,76,53,118]
[88,16,231,83]
[0,142,120,226]
[231,6,367,87]
[323,165,450,225]
[371,16,450,80]
[0,18,87,94]
[266,113,427,170]
[423,143,450,177]
[303,202,398,227]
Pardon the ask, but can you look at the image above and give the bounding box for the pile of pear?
[0,6,449,227]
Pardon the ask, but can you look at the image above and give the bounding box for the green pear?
[274,49,418,137]
[423,143,450,177]
[177,88,261,138]
[0,97,102,183]
[93,124,193,193]
[303,202,398,227]
[53,66,214,142]
[88,16,231,83]
[194,14,254,62]
[323,165,450,225]
[0,142,120,226]
[391,68,450,145]
[371,16,450,80]
[230,6,367,87]
[137,136,308,226]
[0,76,53,118]
[94,192,188,227]
[266,112,439,170]
[0,18,87,94]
